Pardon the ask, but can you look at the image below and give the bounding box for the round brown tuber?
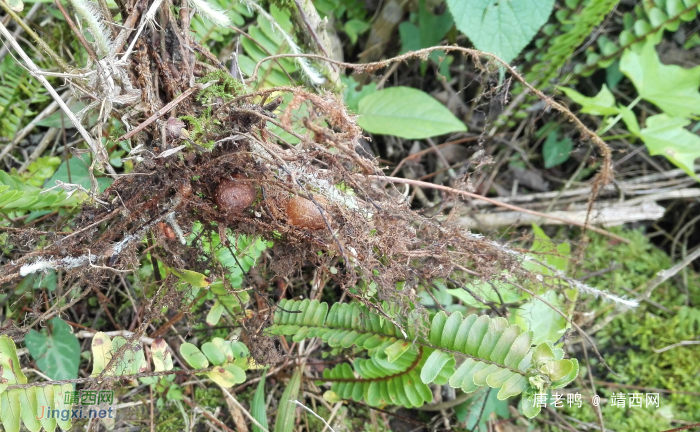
[286,195,328,230]
[215,178,256,214]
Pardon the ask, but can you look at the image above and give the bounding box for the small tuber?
[286,195,327,230]
[215,178,256,214]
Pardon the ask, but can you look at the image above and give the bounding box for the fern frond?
[527,0,618,89]
[0,170,80,212]
[578,0,700,76]
[239,0,325,85]
[270,300,579,417]
[0,335,74,432]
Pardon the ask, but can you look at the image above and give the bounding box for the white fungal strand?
[67,0,112,57]
[188,0,232,27]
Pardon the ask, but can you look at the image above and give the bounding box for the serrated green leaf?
[531,342,556,367]
[0,335,26,384]
[0,389,20,432]
[552,358,579,389]
[25,318,80,381]
[420,350,453,384]
[54,383,73,430]
[35,385,56,432]
[357,87,466,139]
[385,339,412,363]
[639,114,700,180]
[496,374,528,400]
[521,392,542,418]
[18,387,41,432]
[620,41,700,117]
[539,359,573,382]
[447,0,555,64]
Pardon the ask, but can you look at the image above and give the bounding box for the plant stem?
[0,0,71,71]
[599,94,642,136]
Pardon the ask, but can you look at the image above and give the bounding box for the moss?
[196,70,247,103]
[552,227,700,431]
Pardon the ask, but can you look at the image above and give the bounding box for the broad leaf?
[620,41,700,118]
[25,318,80,381]
[446,0,555,64]
[558,85,619,116]
[639,114,700,180]
[180,343,209,369]
[357,87,466,139]
[512,290,568,345]
[542,130,573,168]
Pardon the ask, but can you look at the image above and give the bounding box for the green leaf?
[0,389,21,432]
[171,268,211,287]
[342,76,377,113]
[357,87,466,139]
[639,114,700,180]
[0,335,27,384]
[91,332,113,376]
[385,339,412,362]
[558,85,619,116]
[151,338,173,372]
[620,41,700,117]
[521,392,541,418]
[274,369,301,432]
[202,341,227,365]
[251,368,269,432]
[24,318,80,381]
[54,383,73,430]
[513,291,568,346]
[207,364,246,387]
[6,0,23,12]
[48,155,112,193]
[35,385,56,432]
[497,374,528,400]
[446,0,555,64]
[206,300,226,326]
[180,343,209,369]
[421,350,453,384]
[542,130,573,168]
[539,359,573,381]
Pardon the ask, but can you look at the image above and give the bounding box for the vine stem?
[5,367,216,390]
[364,175,630,244]
[249,48,613,187]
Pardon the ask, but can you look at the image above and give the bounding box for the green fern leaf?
[270,300,579,417]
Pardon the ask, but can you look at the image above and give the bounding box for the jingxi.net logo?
[36,390,116,421]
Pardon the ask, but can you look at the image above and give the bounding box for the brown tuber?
[215,178,256,214]
[286,195,328,230]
